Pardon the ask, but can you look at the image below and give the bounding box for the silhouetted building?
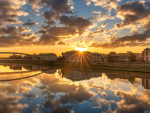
[107,52,119,62]
[10,66,22,70]
[62,51,91,63]
[39,53,57,61]
[10,54,22,59]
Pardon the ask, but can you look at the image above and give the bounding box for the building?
[62,50,91,62]
[135,53,142,61]
[91,53,102,62]
[142,79,150,89]
[39,53,57,61]
[10,66,22,70]
[102,54,108,62]
[107,52,119,62]
[142,48,150,61]
[118,55,129,62]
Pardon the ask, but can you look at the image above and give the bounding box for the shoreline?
[1,61,150,73]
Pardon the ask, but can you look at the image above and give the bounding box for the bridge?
[0,52,52,61]
[0,72,42,81]
[0,69,56,81]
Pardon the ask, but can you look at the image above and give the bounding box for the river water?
[0,64,150,113]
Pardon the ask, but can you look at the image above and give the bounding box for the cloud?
[50,0,74,14]
[0,0,28,26]
[131,26,138,34]
[42,10,60,21]
[114,90,150,113]
[35,73,96,112]
[0,26,31,35]
[23,19,38,27]
[143,20,150,33]
[59,15,95,29]
[85,0,120,11]
[89,34,150,48]
[19,27,31,33]
[35,24,87,46]
[57,41,68,46]
[27,0,74,13]
[115,1,150,29]
[23,93,39,98]
[23,93,39,101]
[47,26,80,37]
[35,26,84,46]
[0,94,29,113]
[92,98,115,108]
[92,11,101,14]
[88,23,110,38]
[97,13,115,21]
[60,90,94,104]
[52,106,73,113]
[0,33,38,47]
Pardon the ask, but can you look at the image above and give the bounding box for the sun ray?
[76,47,87,52]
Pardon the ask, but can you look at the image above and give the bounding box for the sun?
[76,47,87,52]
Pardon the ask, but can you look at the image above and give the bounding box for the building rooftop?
[63,50,91,54]
[144,48,150,51]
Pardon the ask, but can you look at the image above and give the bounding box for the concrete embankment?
[0,70,41,75]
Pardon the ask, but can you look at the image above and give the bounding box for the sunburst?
[76,47,87,52]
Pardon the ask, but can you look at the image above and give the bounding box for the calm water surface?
[0,64,150,113]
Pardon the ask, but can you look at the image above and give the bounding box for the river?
[0,63,150,113]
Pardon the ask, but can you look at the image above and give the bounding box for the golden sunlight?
[76,47,87,52]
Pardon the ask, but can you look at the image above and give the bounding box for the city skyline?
[0,0,150,55]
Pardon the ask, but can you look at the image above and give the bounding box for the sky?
[0,0,150,56]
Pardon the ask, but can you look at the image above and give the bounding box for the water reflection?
[0,64,150,113]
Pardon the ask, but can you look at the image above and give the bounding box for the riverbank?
[1,61,150,73]
[0,60,51,66]
[56,63,150,73]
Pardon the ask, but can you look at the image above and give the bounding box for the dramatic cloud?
[59,15,95,29]
[0,33,38,47]
[47,26,80,36]
[50,0,74,14]
[0,0,149,49]
[27,0,74,13]
[42,10,60,21]
[0,26,31,35]
[89,34,150,48]
[0,0,28,26]
[35,26,86,46]
[115,1,150,29]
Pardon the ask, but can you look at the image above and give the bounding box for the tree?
[107,55,115,62]
[128,53,136,62]
[57,56,65,62]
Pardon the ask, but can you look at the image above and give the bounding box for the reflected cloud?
[1,64,150,112]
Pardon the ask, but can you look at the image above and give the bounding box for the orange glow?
[76,47,87,52]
